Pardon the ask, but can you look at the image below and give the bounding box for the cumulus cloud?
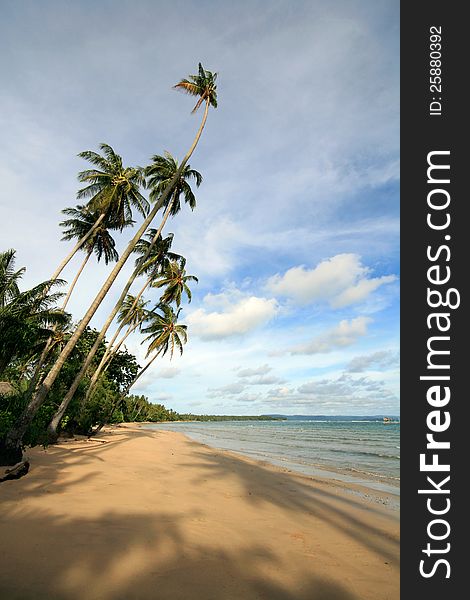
[249,375,285,385]
[207,382,247,398]
[187,293,278,340]
[158,367,181,379]
[289,316,372,355]
[236,364,272,378]
[262,374,398,413]
[347,350,399,373]
[298,374,386,396]
[266,254,396,307]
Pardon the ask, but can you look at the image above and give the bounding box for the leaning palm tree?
[91,304,187,432]
[47,144,148,285]
[152,258,197,307]
[3,64,219,453]
[122,304,187,397]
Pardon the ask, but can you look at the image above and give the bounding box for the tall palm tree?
[174,61,218,114]
[3,63,217,461]
[152,258,197,307]
[146,152,202,216]
[48,144,147,285]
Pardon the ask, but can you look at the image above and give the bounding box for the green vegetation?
[0,64,218,465]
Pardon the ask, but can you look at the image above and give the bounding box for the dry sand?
[0,424,399,600]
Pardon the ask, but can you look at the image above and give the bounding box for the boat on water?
[383,417,399,423]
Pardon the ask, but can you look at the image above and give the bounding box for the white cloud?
[347,350,399,373]
[246,375,284,386]
[187,293,278,340]
[236,364,272,378]
[290,316,372,355]
[208,382,246,398]
[267,254,396,307]
[158,367,181,379]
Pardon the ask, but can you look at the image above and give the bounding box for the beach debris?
[0,460,30,483]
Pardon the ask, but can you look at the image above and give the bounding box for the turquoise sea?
[144,417,400,495]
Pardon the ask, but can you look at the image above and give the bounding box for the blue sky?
[0,0,399,415]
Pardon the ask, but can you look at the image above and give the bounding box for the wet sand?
[0,424,399,600]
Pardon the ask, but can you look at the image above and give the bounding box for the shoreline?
[1,424,399,600]
[141,421,401,499]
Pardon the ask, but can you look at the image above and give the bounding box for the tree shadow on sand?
[0,428,157,498]
[0,508,362,600]
[178,437,399,565]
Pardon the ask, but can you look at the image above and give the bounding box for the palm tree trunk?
[22,248,94,403]
[124,352,159,396]
[84,277,149,399]
[81,315,143,409]
[61,248,93,310]
[50,213,105,282]
[107,352,160,425]
[18,99,211,446]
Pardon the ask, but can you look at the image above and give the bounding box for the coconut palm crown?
[141,304,187,358]
[145,152,202,216]
[77,143,148,230]
[174,62,218,114]
[152,258,198,307]
[117,294,150,328]
[60,205,128,264]
[133,230,183,278]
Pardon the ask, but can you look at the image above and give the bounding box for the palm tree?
[4,64,217,461]
[59,204,127,308]
[75,234,182,412]
[47,144,147,285]
[0,249,24,307]
[26,203,129,398]
[0,250,68,378]
[92,304,187,431]
[76,143,148,230]
[146,152,202,216]
[122,304,187,397]
[174,61,218,114]
[134,230,183,278]
[152,258,197,307]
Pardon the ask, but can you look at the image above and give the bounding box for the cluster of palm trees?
[0,63,218,465]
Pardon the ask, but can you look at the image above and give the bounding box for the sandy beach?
[0,424,399,600]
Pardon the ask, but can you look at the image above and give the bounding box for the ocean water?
[144,418,400,494]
